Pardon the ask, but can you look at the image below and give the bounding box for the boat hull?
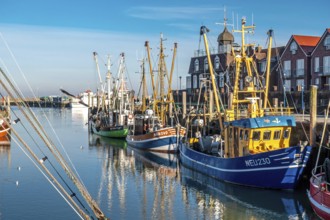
[0,120,10,145]
[308,174,330,220]
[179,143,312,189]
[126,127,184,153]
[90,122,128,138]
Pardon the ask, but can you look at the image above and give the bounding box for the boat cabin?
[224,115,294,157]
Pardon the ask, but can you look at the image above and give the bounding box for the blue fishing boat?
[179,18,312,190]
[127,35,185,152]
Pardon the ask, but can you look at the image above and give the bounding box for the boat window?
[239,129,243,140]
[283,129,290,139]
[252,131,261,140]
[263,131,271,140]
[229,128,233,138]
[274,130,281,140]
[244,130,249,141]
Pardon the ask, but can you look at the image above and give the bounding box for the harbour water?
[0,108,320,219]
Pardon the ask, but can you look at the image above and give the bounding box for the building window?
[297,79,304,91]
[214,56,220,69]
[186,76,191,89]
[315,57,320,72]
[324,36,330,49]
[204,58,208,71]
[324,56,330,74]
[260,61,266,73]
[296,59,304,76]
[315,78,319,85]
[290,41,297,54]
[284,60,291,77]
[193,75,198,88]
[284,80,291,91]
[194,59,199,72]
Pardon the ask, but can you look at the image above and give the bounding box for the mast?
[145,41,157,108]
[141,59,147,112]
[167,42,177,102]
[106,55,112,125]
[159,33,166,124]
[264,29,273,109]
[93,52,104,93]
[230,17,265,120]
[200,26,223,131]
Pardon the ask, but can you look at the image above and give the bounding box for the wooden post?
[182,91,187,119]
[310,85,317,146]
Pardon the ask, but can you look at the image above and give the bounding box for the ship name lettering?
[154,131,168,137]
[245,158,271,167]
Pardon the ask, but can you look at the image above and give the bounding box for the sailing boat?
[307,101,330,219]
[126,35,185,153]
[179,18,312,189]
[89,53,132,138]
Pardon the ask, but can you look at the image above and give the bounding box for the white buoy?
[17,166,21,171]
[16,181,19,187]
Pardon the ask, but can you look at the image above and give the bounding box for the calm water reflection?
[0,108,320,219]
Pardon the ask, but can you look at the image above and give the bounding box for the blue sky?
[0,0,329,97]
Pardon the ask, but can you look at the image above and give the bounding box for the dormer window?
[325,36,330,50]
[290,41,297,54]
[204,58,208,71]
[194,59,199,72]
[214,56,220,69]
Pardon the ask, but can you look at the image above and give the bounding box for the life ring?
[128,114,133,119]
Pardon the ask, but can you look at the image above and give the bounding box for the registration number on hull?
[245,158,271,167]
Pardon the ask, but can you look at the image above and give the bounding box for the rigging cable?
[0,36,89,188]
[0,68,105,219]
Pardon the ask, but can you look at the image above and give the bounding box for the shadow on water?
[179,162,320,220]
[86,133,320,219]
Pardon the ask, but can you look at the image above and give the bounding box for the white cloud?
[126,6,223,20]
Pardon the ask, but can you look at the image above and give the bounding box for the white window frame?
[214,56,220,69]
[260,61,266,73]
[324,36,330,46]
[296,59,304,76]
[290,41,297,54]
[324,56,330,74]
[284,80,291,91]
[284,60,291,77]
[204,58,208,71]
[193,75,198,88]
[194,59,199,72]
[186,76,191,89]
[315,57,320,72]
[315,78,319,85]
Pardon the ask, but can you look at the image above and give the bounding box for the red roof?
[293,35,320,46]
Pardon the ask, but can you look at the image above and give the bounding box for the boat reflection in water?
[88,135,179,219]
[87,134,316,219]
[0,145,11,168]
[179,164,316,220]
[89,133,127,149]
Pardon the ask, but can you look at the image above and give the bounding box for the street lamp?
[179,76,182,90]
[283,85,286,107]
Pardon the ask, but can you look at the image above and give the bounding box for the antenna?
[215,6,234,29]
